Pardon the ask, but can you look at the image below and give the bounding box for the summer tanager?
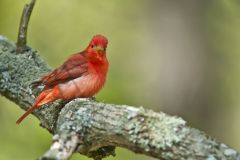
[16,35,109,124]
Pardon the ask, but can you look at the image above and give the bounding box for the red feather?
[16,35,109,124]
[40,52,88,88]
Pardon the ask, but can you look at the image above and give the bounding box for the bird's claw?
[89,96,96,101]
[78,96,96,102]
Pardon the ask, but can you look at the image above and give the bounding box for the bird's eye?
[91,45,94,48]
[104,48,106,51]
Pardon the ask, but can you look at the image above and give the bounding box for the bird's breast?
[58,71,106,99]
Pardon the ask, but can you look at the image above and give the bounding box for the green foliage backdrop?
[0,0,239,159]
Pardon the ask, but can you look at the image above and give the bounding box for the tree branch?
[40,133,80,160]
[16,0,36,53]
[0,36,239,160]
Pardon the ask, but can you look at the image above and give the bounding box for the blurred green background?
[0,0,240,159]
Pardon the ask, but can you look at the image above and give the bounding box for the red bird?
[16,35,109,124]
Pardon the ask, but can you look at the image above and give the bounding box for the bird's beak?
[96,46,105,54]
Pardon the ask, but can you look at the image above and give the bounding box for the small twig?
[16,0,36,53]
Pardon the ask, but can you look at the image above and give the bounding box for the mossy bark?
[0,36,239,160]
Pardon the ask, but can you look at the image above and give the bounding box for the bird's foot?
[77,97,96,102]
[89,96,96,101]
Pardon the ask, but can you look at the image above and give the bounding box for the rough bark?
[0,36,239,160]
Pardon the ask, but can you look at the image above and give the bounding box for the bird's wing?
[40,52,88,88]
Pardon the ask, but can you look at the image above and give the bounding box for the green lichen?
[0,37,62,131]
[56,100,189,159]
[124,107,188,151]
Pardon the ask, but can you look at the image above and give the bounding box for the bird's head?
[86,35,108,57]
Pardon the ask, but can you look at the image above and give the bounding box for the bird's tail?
[16,104,39,124]
[16,88,57,124]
